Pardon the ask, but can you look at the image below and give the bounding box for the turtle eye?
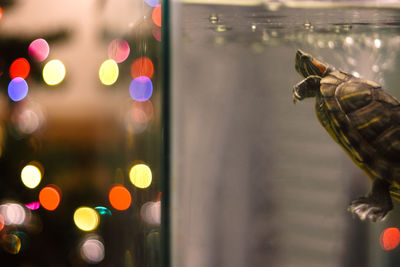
[311,60,327,75]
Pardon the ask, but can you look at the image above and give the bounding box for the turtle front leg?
[348,178,393,222]
[293,75,321,103]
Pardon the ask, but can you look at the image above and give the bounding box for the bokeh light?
[152,27,161,42]
[99,59,119,85]
[73,207,99,231]
[12,102,44,134]
[43,59,66,85]
[108,185,131,211]
[9,58,30,79]
[0,203,26,225]
[0,7,3,21]
[1,234,21,254]
[39,186,61,211]
[145,0,159,7]
[131,57,154,79]
[12,231,29,253]
[140,201,160,225]
[8,77,28,102]
[21,164,42,189]
[152,4,162,27]
[131,100,154,123]
[374,39,382,48]
[25,202,40,210]
[129,76,153,102]
[380,227,400,251]
[0,214,4,231]
[129,164,152,189]
[80,236,105,264]
[94,206,112,216]
[124,109,149,134]
[28,39,49,62]
[108,39,130,63]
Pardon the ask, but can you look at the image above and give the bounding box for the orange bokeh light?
[39,185,61,211]
[9,58,30,79]
[131,57,154,79]
[0,7,3,20]
[380,227,400,251]
[109,185,132,211]
[152,4,161,27]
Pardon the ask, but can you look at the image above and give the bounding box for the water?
[171,3,400,267]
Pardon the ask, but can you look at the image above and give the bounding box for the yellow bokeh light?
[43,59,66,85]
[21,164,42,189]
[73,207,99,232]
[129,164,152,189]
[99,59,119,85]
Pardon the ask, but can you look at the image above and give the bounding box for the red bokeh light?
[9,58,30,79]
[131,57,154,79]
[380,227,400,251]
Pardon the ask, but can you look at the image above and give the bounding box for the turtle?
[293,49,400,222]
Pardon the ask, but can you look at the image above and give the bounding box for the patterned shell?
[315,70,400,188]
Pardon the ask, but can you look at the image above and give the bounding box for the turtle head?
[295,50,330,78]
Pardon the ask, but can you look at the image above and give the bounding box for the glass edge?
[161,0,171,267]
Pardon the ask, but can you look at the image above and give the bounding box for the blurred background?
[0,0,162,266]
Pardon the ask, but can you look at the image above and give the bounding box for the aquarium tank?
[169,1,400,267]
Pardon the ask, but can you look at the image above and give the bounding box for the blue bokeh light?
[145,0,159,7]
[129,76,153,102]
[94,206,112,216]
[8,77,28,102]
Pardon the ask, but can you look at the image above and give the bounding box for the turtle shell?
[315,70,400,188]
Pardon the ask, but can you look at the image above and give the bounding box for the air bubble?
[213,25,230,32]
[209,14,219,24]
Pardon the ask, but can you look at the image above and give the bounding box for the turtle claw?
[348,197,390,222]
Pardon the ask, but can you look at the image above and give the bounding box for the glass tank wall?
[170,1,400,267]
[0,0,163,266]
